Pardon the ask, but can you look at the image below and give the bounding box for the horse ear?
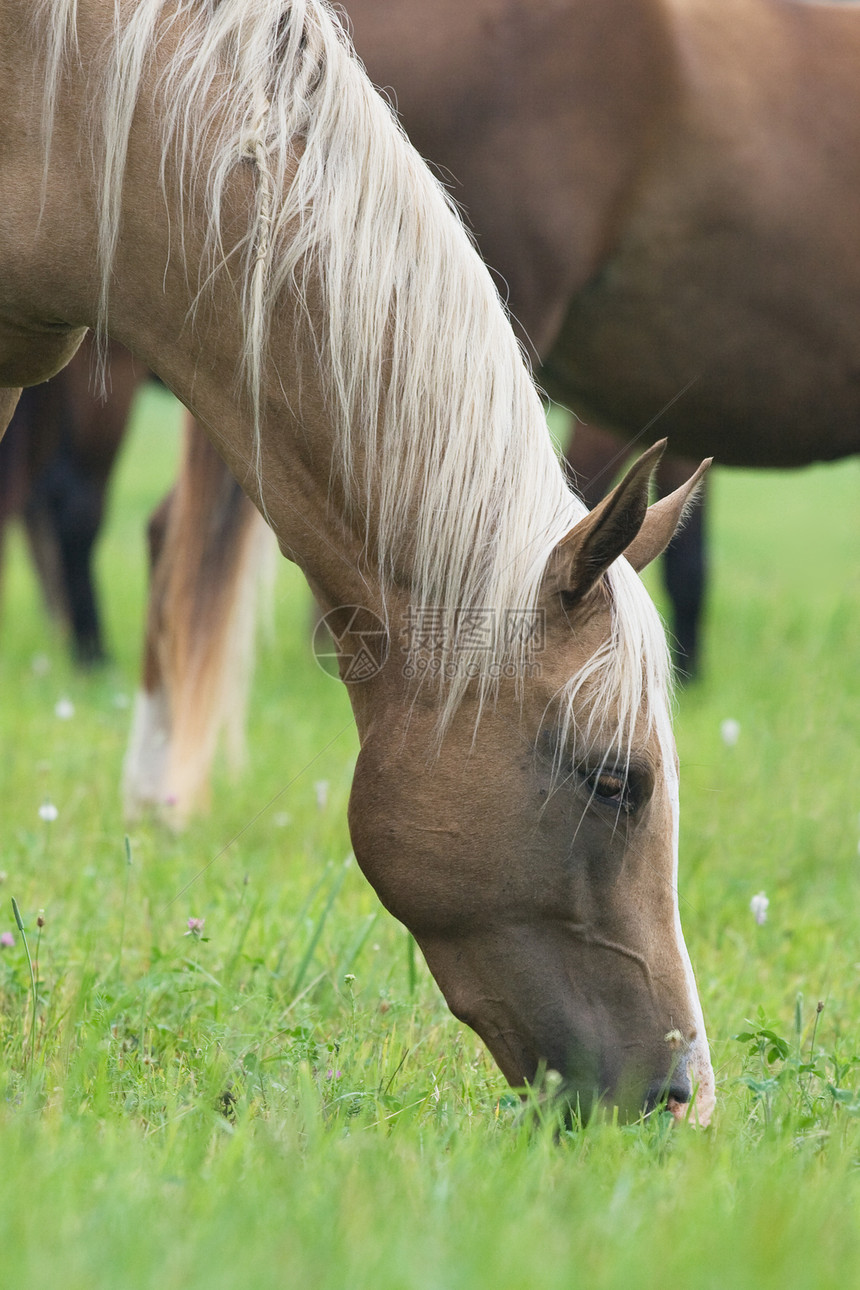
[624,456,712,572]
[545,439,666,601]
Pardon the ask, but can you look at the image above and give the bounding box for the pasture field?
[0,384,858,1288]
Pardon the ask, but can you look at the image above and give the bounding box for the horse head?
[347,443,715,1125]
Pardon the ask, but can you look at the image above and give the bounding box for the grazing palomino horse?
[0,0,714,1122]
[0,335,141,662]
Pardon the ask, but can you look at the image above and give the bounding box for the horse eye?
[594,772,625,800]
[582,767,632,811]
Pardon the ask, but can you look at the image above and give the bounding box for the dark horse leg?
[657,452,707,680]
[3,381,71,626]
[5,339,140,664]
[26,442,109,663]
[565,422,708,679]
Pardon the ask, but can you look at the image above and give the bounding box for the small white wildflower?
[31,654,51,677]
[272,812,292,828]
[38,801,58,823]
[54,697,75,720]
[720,718,741,747]
[314,780,329,810]
[750,891,769,926]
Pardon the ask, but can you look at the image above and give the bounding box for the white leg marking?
[122,688,171,820]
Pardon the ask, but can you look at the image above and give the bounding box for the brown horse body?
[347,0,860,466]
[0,0,714,1121]
[356,0,860,666]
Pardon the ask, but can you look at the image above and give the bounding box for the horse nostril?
[645,1071,692,1115]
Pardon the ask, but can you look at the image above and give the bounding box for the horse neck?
[107,225,376,615]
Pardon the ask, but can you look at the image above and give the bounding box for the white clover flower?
[54,697,75,720]
[720,718,741,747]
[39,801,58,823]
[750,891,769,926]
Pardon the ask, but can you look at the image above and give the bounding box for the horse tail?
[123,411,271,823]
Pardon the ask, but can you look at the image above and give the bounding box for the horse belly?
[545,207,860,469]
[543,0,860,470]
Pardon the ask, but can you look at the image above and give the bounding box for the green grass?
[0,386,858,1287]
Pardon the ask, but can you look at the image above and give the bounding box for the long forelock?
[39,0,672,751]
[552,558,675,782]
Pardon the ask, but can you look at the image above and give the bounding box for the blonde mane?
[39,0,671,755]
